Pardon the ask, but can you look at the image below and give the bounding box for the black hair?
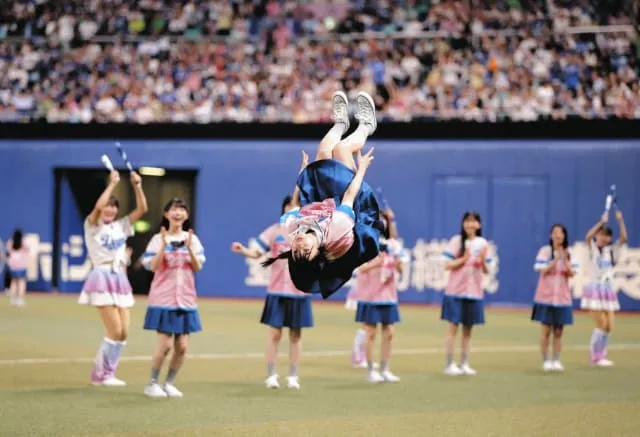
[106,195,120,209]
[11,228,23,250]
[458,211,482,257]
[161,198,191,231]
[281,195,293,215]
[595,225,616,266]
[548,223,569,261]
[380,213,391,240]
[262,248,329,290]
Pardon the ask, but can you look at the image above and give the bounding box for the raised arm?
[616,210,628,245]
[342,148,374,209]
[231,242,263,259]
[445,252,469,271]
[148,230,167,272]
[127,172,149,223]
[585,212,608,243]
[87,171,120,226]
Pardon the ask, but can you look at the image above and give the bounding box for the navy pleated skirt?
[260,294,314,329]
[292,159,381,299]
[440,295,485,327]
[531,303,574,327]
[143,307,202,335]
[355,302,401,325]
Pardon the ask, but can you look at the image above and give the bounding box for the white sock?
[323,123,348,145]
[354,328,366,351]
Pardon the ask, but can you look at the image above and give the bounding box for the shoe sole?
[331,91,350,129]
[355,91,377,133]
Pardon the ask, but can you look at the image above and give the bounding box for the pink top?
[256,223,306,297]
[351,239,404,304]
[280,199,355,261]
[533,245,578,307]
[442,235,493,300]
[142,231,206,310]
[6,240,29,270]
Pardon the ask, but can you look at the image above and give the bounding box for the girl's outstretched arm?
[616,210,628,245]
[585,212,608,243]
[342,148,374,209]
[127,172,149,223]
[87,171,120,226]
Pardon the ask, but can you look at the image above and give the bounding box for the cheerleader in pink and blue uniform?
[354,236,407,383]
[232,195,313,390]
[531,224,579,372]
[441,211,493,376]
[581,209,628,367]
[79,170,148,387]
[142,198,205,398]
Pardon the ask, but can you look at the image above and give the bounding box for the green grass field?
[1,295,639,437]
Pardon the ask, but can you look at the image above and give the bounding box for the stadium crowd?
[0,0,638,123]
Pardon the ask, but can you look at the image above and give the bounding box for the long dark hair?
[548,223,569,261]
[458,211,482,257]
[161,198,190,231]
[11,228,23,250]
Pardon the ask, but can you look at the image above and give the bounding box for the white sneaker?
[15,298,25,307]
[286,376,300,389]
[331,91,350,131]
[265,374,279,389]
[444,363,463,376]
[551,360,565,372]
[144,383,167,398]
[460,363,477,375]
[163,383,183,397]
[381,370,400,383]
[98,377,126,387]
[367,370,384,383]
[355,91,377,135]
[595,358,614,367]
[542,361,554,372]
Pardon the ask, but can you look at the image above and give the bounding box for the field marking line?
[1,343,639,366]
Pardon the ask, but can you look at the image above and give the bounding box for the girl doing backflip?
[262,91,382,300]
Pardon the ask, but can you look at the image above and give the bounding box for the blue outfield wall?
[0,139,639,310]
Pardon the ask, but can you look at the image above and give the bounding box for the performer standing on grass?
[79,170,148,387]
[231,187,313,390]
[142,198,206,398]
[6,229,29,307]
[581,209,628,367]
[531,224,578,372]
[441,211,493,376]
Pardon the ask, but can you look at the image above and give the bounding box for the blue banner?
[0,140,638,310]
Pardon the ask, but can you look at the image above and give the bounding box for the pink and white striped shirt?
[352,239,404,304]
[280,199,355,261]
[442,235,493,300]
[142,231,206,309]
[533,245,579,307]
[256,223,306,297]
[6,240,29,270]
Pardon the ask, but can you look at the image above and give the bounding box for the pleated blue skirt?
[293,159,381,299]
[143,307,202,335]
[260,294,314,329]
[440,295,485,326]
[355,302,401,325]
[531,303,574,326]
